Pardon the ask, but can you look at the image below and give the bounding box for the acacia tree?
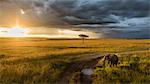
[78,34,89,44]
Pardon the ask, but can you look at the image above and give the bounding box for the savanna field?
[0,38,149,84]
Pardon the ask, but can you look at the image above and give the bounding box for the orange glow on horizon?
[0,24,30,37]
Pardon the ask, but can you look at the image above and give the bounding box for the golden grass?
[0,38,149,83]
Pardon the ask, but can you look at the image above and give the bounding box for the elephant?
[103,54,118,67]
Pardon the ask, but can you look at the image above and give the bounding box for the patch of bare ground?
[58,55,104,84]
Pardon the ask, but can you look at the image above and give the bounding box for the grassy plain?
[0,38,149,84]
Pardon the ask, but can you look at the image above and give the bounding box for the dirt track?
[58,55,104,84]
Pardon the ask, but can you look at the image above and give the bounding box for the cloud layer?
[0,0,149,38]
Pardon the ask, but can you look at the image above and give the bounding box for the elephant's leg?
[108,60,110,64]
[112,63,115,67]
[110,62,113,67]
[115,63,117,66]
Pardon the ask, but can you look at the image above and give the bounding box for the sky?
[0,0,149,38]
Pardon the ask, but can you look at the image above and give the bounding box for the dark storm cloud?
[0,0,149,25]
[0,0,149,38]
[51,0,149,24]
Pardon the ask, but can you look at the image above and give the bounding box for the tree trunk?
[82,38,85,44]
